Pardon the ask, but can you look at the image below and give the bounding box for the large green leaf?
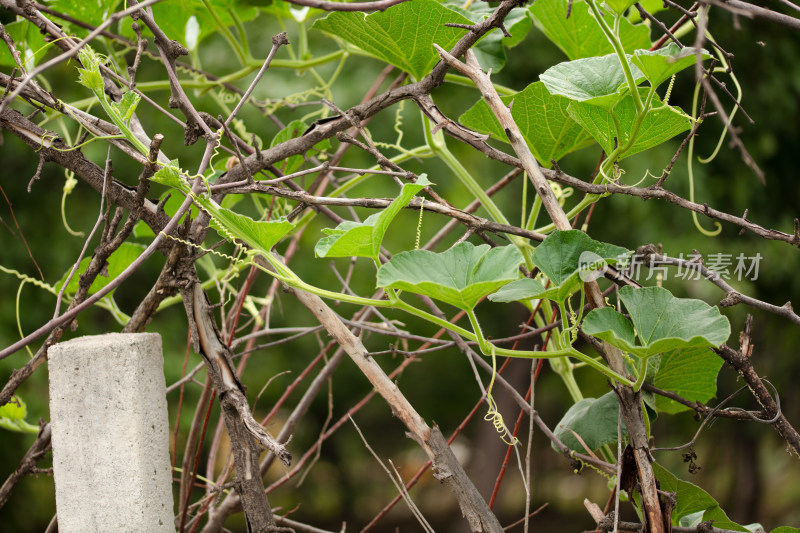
[312,0,472,80]
[540,53,646,106]
[0,19,49,68]
[583,286,731,359]
[0,396,38,434]
[47,0,122,32]
[445,2,532,71]
[315,175,431,260]
[566,91,692,159]
[376,242,523,311]
[653,463,750,531]
[518,230,630,302]
[208,209,295,254]
[532,0,651,60]
[603,0,637,15]
[632,44,712,89]
[459,82,595,167]
[56,242,146,296]
[270,120,330,175]
[488,278,553,303]
[151,165,295,255]
[553,392,624,452]
[653,345,723,414]
[140,0,259,48]
[489,230,629,303]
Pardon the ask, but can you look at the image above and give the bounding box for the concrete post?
[48,333,175,532]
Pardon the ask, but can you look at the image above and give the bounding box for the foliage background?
[1,1,800,531]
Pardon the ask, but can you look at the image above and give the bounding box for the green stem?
[255,50,347,70]
[390,297,477,341]
[424,115,509,226]
[583,0,643,113]
[632,357,648,392]
[201,0,248,65]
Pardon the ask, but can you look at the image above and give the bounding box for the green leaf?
[150,163,190,192]
[653,463,749,530]
[376,242,523,311]
[566,91,692,159]
[77,47,104,92]
[540,53,645,106]
[631,44,712,89]
[48,0,122,30]
[771,528,800,533]
[270,120,330,175]
[315,175,431,260]
[312,0,473,80]
[208,210,295,255]
[56,242,146,296]
[553,392,624,452]
[0,397,38,434]
[627,0,667,22]
[444,3,532,71]
[532,0,651,60]
[524,229,630,301]
[141,0,259,47]
[488,278,551,303]
[0,397,26,420]
[582,286,731,359]
[603,0,637,15]
[0,19,49,68]
[134,189,200,238]
[653,345,723,414]
[459,82,595,167]
[111,91,141,125]
[150,163,294,254]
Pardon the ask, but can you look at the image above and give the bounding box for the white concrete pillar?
[48,333,175,532]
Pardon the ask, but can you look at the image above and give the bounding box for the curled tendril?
[663,74,677,105]
[160,231,246,264]
[484,345,519,446]
[415,197,424,250]
[550,182,573,207]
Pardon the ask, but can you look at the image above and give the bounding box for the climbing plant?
[1,0,799,532]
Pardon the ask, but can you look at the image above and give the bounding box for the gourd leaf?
[603,0,637,15]
[582,286,731,359]
[207,209,295,255]
[0,19,49,68]
[151,165,295,255]
[490,230,629,303]
[315,175,431,260]
[132,0,259,48]
[566,90,692,159]
[552,392,625,452]
[490,230,630,303]
[489,278,555,303]
[652,345,723,414]
[0,396,38,434]
[312,0,472,80]
[376,242,523,311]
[56,242,146,296]
[111,91,141,125]
[459,81,595,167]
[444,2,532,71]
[631,44,712,89]
[653,463,750,531]
[532,0,651,60]
[540,53,645,106]
[270,120,330,175]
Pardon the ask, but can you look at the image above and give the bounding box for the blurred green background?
[1,2,800,532]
